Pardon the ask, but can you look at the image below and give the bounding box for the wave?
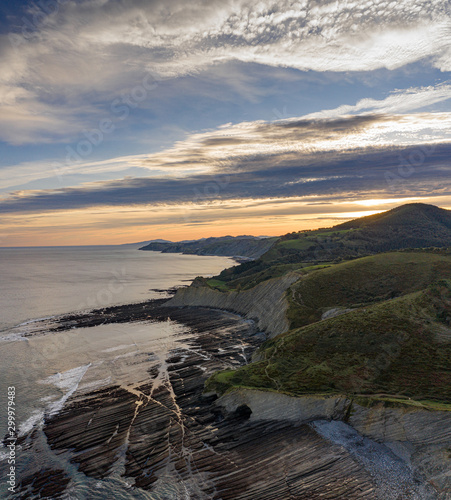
[16,364,93,437]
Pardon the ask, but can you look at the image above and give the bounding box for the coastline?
[7,299,266,498]
[5,287,436,499]
[0,247,234,333]
[2,249,447,498]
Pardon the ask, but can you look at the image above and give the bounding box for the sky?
[1,0,451,246]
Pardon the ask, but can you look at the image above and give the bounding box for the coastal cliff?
[163,232,451,497]
[167,272,300,337]
[216,388,451,497]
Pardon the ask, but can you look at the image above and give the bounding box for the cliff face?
[217,389,349,422]
[167,272,300,337]
[164,240,451,496]
[140,235,276,259]
[216,389,451,498]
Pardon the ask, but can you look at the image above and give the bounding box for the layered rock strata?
[11,302,404,499]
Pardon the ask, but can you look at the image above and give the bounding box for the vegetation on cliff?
[160,204,451,408]
[207,280,451,404]
[286,251,451,329]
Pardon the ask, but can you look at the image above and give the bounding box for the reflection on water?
[0,248,236,498]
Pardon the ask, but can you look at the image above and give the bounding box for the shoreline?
[0,248,234,335]
[0,247,236,338]
[4,247,446,498]
[9,301,266,498]
[5,291,433,499]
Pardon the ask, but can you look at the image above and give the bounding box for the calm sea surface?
[0,246,232,331]
[0,247,232,498]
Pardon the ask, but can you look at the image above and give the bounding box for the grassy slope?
[203,206,451,408]
[287,251,451,328]
[213,229,348,290]
[207,280,451,404]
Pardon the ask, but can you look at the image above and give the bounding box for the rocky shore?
[217,388,450,498]
[7,297,436,499]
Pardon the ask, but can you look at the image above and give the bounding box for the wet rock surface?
[16,468,71,499]
[11,301,425,499]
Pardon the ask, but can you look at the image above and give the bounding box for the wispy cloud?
[303,83,451,119]
[3,111,451,196]
[1,0,451,143]
[1,129,451,213]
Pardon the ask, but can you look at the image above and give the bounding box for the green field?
[205,278,230,291]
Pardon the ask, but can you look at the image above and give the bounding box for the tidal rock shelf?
[11,301,434,499]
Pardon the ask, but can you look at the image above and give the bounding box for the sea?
[0,246,233,499]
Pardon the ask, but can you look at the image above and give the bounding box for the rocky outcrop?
[15,305,386,499]
[218,389,451,452]
[216,388,451,498]
[167,272,300,337]
[348,403,451,446]
[217,388,349,422]
[349,402,451,498]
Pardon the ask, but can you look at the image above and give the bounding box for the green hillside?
[207,280,451,404]
[337,203,451,232]
[287,251,451,328]
[216,203,451,288]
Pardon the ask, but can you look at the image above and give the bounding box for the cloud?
[2,109,451,213]
[1,0,451,142]
[4,109,451,195]
[303,83,451,119]
[1,136,451,214]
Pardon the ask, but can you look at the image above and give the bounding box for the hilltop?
[137,204,451,283]
[337,203,451,231]
[213,203,451,289]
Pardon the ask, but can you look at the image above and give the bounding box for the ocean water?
[0,246,232,331]
[0,247,233,498]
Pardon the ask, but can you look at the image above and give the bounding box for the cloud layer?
[2,113,451,214]
[2,0,451,245]
[1,0,451,142]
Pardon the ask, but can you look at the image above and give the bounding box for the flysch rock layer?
[217,388,451,499]
[12,305,385,499]
[167,272,300,338]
